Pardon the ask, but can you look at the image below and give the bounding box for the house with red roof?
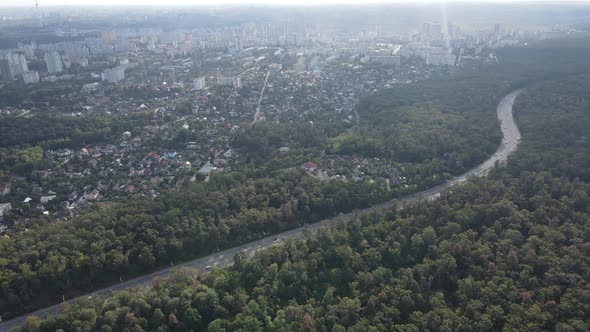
[0,184,10,197]
[302,162,318,173]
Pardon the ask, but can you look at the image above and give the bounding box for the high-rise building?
[101,31,116,44]
[23,71,40,84]
[23,44,35,59]
[369,55,401,66]
[44,51,63,74]
[147,37,156,51]
[431,23,442,34]
[115,38,129,53]
[448,23,457,37]
[18,53,28,73]
[0,59,13,80]
[494,23,502,34]
[216,76,241,89]
[101,66,125,83]
[62,56,71,69]
[6,53,28,77]
[193,76,206,90]
[231,34,242,54]
[232,77,241,89]
[160,31,183,45]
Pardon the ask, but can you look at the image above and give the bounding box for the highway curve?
[1,89,524,331]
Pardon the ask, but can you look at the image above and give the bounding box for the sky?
[1,0,589,6]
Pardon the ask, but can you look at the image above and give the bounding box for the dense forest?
[15,67,590,331]
[0,114,150,149]
[342,74,506,174]
[233,37,590,184]
[0,79,99,108]
[232,72,506,181]
[0,168,391,318]
[2,37,590,325]
[0,113,152,175]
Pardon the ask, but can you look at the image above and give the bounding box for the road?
[16,110,31,117]
[251,70,271,125]
[1,89,524,331]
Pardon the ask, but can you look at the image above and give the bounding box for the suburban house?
[0,203,11,217]
[198,164,218,175]
[302,162,318,173]
[40,195,57,204]
[80,189,100,202]
[223,148,238,159]
[0,184,10,197]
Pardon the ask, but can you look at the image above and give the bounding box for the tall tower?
[234,34,242,53]
[284,23,288,45]
[35,0,43,27]
[494,23,502,35]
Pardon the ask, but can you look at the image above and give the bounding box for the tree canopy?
[3,37,590,329]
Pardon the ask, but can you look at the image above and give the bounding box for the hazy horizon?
[3,0,590,7]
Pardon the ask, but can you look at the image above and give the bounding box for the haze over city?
[2,0,590,6]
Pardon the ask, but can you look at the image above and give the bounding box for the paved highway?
[1,89,524,331]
